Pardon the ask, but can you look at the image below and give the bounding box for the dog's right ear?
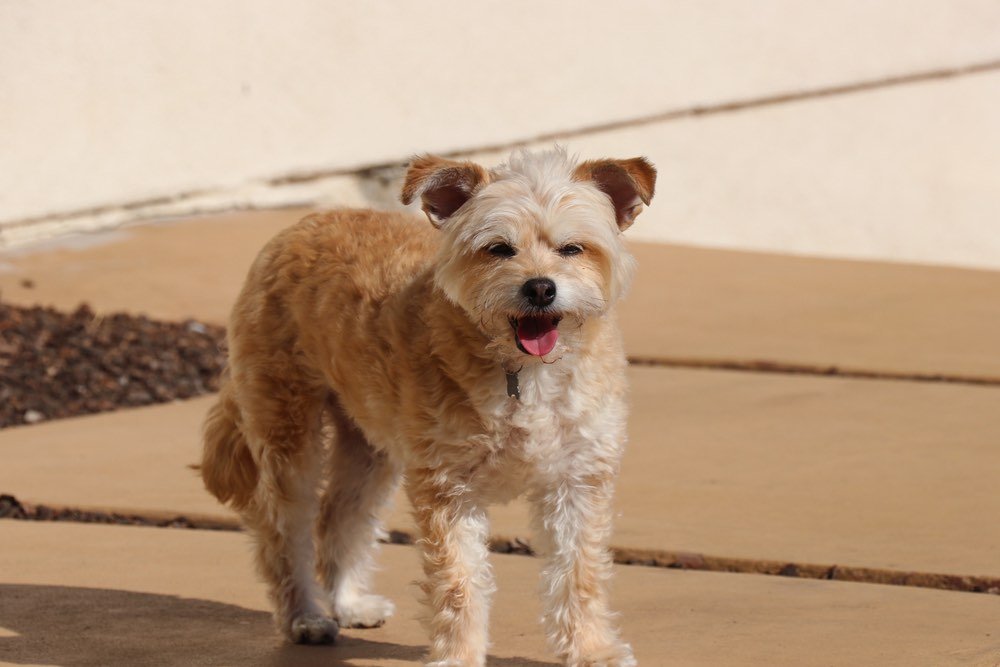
[400,155,490,227]
[573,157,656,231]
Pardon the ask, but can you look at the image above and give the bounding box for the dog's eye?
[487,242,516,258]
[558,244,584,257]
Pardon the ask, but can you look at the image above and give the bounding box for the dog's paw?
[288,613,339,645]
[568,642,637,667]
[334,593,395,629]
[424,660,478,667]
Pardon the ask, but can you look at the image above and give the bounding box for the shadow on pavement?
[0,584,555,666]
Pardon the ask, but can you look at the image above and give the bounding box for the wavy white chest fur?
[460,361,628,504]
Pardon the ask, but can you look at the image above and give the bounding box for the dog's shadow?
[0,584,555,666]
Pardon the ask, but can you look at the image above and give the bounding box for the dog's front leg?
[409,476,494,667]
[532,473,636,667]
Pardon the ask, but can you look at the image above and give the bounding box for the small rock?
[23,409,45,424]
[0,494,27,519]
[778,563,800,577]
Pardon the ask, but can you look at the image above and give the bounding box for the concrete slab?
[3,208,1000,378]
[2,521,1000,666]
[621,243,1000,379]
[476,367,1000,580]
[0,396,220,522]
[0,209,309,328]
[3,367,999,581]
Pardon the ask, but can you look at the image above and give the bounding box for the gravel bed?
[0,302,226,429]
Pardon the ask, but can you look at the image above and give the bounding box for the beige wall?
[2,1,999,268]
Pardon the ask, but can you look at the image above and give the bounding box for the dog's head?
[401,148,655,362]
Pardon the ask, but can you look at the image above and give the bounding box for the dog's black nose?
[522,278,557,307]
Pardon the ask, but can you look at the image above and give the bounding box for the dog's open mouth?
[510,315,562,356]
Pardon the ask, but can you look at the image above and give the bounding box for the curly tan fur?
[201,148,655,666]
[200,372,258,509]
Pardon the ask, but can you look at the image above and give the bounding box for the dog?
[200,147,655,666]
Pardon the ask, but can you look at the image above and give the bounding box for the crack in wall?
[3,57,999,242]
[265,58,1000,187]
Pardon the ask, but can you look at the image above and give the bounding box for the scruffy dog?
[201,148,655,666]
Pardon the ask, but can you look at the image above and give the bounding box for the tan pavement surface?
[2,209,999,378]
[0,397,220,522]
[3,521,1000,667]
[625,242,1000,379]
[3,365,999,581]
[3,210,1000,664]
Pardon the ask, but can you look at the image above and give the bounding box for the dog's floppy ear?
[573,157,656,231]
[400,155,490,227]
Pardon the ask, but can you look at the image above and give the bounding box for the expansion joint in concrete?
[626,356,1000,387]
[3,498,997,598]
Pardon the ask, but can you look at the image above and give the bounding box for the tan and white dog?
[201,148,655,666]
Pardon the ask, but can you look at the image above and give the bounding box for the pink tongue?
[517,317,559,356]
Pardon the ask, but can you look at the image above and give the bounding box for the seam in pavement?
[4,57,1000,231]
[626,356,1000,387]
[3,498,997,597]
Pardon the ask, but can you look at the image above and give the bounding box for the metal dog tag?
[505,371,520,400]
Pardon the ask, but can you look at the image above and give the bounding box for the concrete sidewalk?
[3,209,999,377]
[3,521,999,667]
[3,3,999,663]
[3,365,1000,584]
[2,210,1000,664]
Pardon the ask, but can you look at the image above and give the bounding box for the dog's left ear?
[400,155,490,227]
[573,157,657,231]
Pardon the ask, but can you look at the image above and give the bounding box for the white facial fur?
[433,149,637,358]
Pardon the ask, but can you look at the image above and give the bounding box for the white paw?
[424,660,475,667]
[610,645,638,667]
[288,613,339,645]
[334,593,395,628]
[570,643,637,667]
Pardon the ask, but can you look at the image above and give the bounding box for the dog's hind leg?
[238,376,337,645]
[317,396,402,629]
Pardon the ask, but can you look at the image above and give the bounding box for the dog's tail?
[200,374,258,510]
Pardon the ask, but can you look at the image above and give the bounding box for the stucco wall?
[2,1,999,268]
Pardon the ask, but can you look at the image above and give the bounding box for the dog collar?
[505,370,520,400]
